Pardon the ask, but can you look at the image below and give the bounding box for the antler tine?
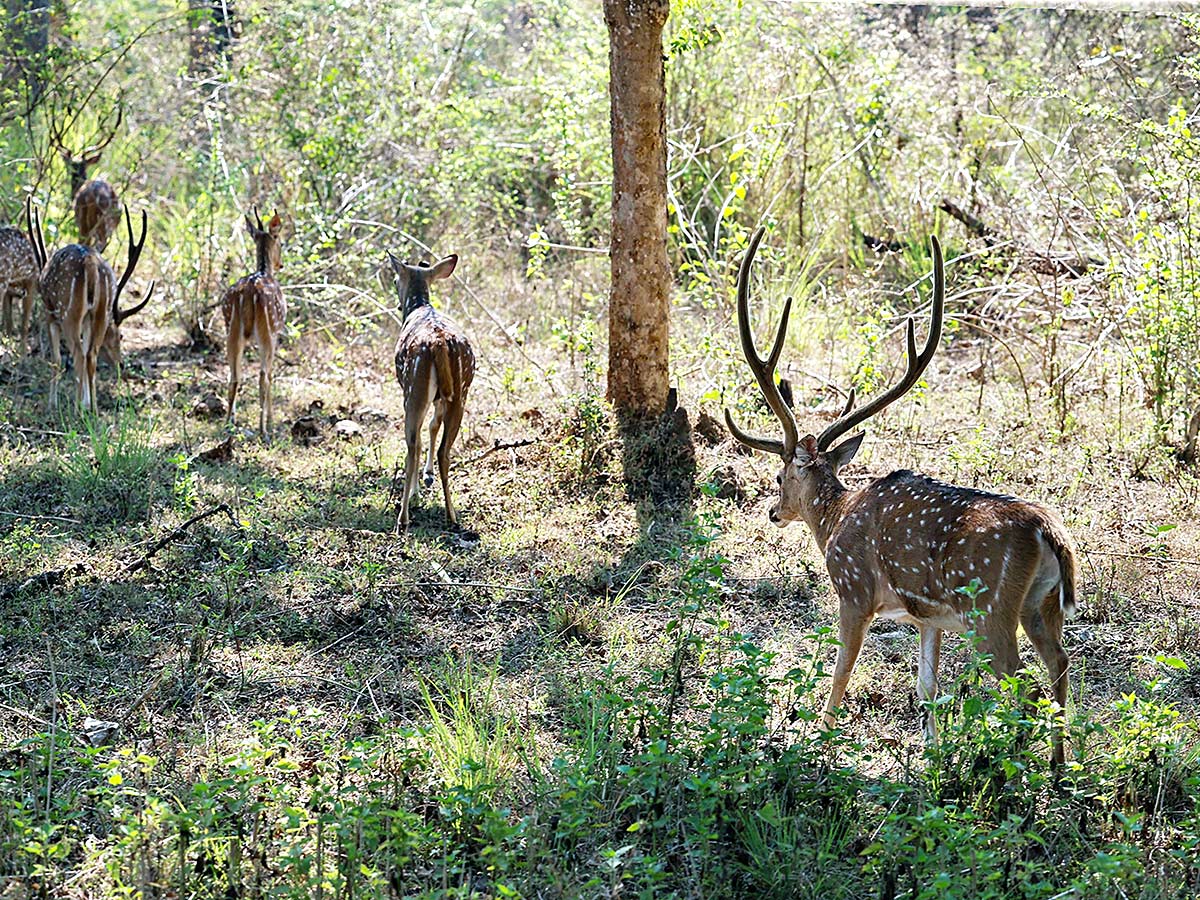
[25,196,46,270]
[116,280,155,324]
[254,206,264,232]
[723,226,800,459]
[114,207,149,313]
[816,234,945,451]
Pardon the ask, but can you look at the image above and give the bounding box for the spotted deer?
[388,252,475,532]
[0,211,39,353]
[725,227,1078,764]
[221,210,286,440]
[49,106,123,251]
[29,202,154,410]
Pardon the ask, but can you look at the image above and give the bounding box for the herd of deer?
[0,139,1077,762]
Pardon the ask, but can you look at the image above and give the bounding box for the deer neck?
[800,473,852,553]
[402,287,430,321]
[256,241,273,278]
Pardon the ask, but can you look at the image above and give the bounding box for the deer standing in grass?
[221,210,286,441]
[725,228,1078,764]
[388,252,475,532]
[29,202,154,411]
[50,107,123,251]
[0,214,39,353]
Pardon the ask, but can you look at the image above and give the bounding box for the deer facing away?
[51,106,123,252]
[725,227,1078,764]
[389,252,475,532]
[29,203,154,410]
[221,210,286,440]
[0,218,39,353]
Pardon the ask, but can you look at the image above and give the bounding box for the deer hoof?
[423,471,434,488]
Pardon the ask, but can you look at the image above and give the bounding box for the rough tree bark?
[3,0,50,109]
[604,0,671,417]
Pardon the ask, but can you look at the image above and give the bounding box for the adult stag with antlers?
[388,252,475,532]
[29,202,154,410]
[50,106,123,251]
[221,210,286,440]
[0,210,39,353]
[725,228,1077,764]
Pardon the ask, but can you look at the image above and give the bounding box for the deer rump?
[394,309,474,406]
[224,274,283,343]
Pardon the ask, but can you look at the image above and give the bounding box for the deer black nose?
[768,508,780,524]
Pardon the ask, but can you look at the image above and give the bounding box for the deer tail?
[1042,519,1078,620]
[433,340,455,404]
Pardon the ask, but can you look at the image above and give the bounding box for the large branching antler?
[113,207,154,323]
[724,227,799,459]
[49,101,124,162]
[816,235,944,451]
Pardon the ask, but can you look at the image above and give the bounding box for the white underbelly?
[876,596,970,634]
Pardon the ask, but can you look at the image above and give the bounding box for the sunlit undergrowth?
[2,515,1196,900]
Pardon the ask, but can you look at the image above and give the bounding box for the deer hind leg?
[258,334,276,441]
[823,591,874,730]
[1020,546,1070,766]
[397,358,434,533]
[436,398,466,526]
[63,305,89,412]
[424,401,445,488]
[256,303,278,441]
[225,313,245,427]
[918,625,943,746]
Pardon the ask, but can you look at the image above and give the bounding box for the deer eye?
[776,474,783,485]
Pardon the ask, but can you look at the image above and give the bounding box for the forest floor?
[1,292,1199,895]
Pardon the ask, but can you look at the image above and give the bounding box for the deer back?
[41,244,115,338]
[825,470,1076,630]
[74,180,121,251]
[0,226,39,286]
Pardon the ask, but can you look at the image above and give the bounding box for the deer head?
[725,227,944,528]
[386,252,458,320]
[49,104,123,196]
[244,208,283,275]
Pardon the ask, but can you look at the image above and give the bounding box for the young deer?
[50,106,123,251]
[30,203,154,411]
[0,213,39,353]
[221,210,286,440]
[725,228,1078,764]
[388,252,475,532]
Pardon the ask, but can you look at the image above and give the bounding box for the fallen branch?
[123,504,238,575]
[454,437,537,469]
[0,564,85,601]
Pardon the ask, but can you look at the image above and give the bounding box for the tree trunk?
[604,0,671,417]
[3,0,50,109]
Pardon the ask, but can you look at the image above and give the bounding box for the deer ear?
[83,153,103,167]
[826,433,865,472]
[245,214,258,235]
[429,254,458,281]
[267,212,282,235]
[385,250,405,275]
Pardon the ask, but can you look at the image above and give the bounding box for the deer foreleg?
[823,602,872,730]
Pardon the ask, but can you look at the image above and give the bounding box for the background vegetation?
[1,2,1198,897]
